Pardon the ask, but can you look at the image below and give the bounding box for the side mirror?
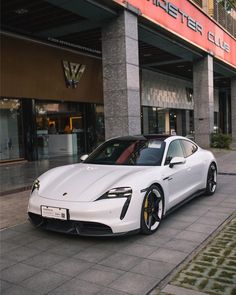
[80,154,88,162]
[169,157,186,168]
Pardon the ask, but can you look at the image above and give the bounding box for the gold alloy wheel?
[142,186,163,233]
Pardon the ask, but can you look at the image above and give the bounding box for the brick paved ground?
[0,151,236,295]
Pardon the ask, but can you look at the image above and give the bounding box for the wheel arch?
[210,161,218,171]
[149,182,166,214]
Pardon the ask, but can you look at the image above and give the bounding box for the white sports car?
[28,135,217,236]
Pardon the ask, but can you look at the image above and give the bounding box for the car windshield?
[84,139,166,166]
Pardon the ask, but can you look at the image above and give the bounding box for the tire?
[205,163,217,196]
[140,185,164,235]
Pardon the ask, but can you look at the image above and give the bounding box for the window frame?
[180,139,198,158]
[164,139,185,166]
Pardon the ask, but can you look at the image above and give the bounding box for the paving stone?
[11,223,36,233]
[154,227,181,238]
[1,285,40,295]
[195,216,225,226]
[148,248,188,265]
[161,219,190,230]
[73,246,113,263]
[97,287,131,295]
[77,268,121,286]
[26,237,60,251]
[136,234,171,247]
[24,251,66,269]
[48,241,90,257]
[92,264,124,275]
[21,270,69,294]
[49,257,93,276]
[0,279,14,292]
[6,232,42,246]
[171,215,200,223]
[3,246,41,262]
[0,257,17,271]
[95,238,134,251]
[0,241,20,254]
[48,277,103,295]
[118,242,158,258]
[203,211,230,219]
[164,239,198,253]
[0,263,40,283]
[175,230,209,243]
[0,229,21,241]
[99,252,141,271]
[130,258,175,279]
[109,272,157,295]
[186,223,216,234]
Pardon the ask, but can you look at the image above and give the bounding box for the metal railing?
[191,0,236,37]
[213,1,236,37]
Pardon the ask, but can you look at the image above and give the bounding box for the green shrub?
[211,133,232,149]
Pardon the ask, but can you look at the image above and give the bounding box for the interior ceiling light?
[14,8,29,15]
[143,53,152,57]
[177,65,185,68]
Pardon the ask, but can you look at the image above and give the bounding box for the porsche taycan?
[28,135,217,236]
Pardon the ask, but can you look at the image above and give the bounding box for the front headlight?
[96,187,132,201]
[31,179,40,194]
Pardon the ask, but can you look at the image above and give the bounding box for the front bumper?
[28,193,141,235]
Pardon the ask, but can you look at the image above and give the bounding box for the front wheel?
[205,163,217,196]
[140,185,164,235]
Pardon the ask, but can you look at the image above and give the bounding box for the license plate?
[41,206,68,220]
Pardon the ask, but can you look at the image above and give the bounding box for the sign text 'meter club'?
[147,0,230,53]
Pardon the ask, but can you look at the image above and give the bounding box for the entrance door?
[0,98,24,162]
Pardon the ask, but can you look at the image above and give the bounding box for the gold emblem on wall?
[62,60,86,88]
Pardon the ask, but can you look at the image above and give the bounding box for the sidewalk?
[0,155,80,195]
[0,150,236,295]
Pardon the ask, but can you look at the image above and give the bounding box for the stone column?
[193,55,214,148]
[231,77,236,147]
[102,10,141,139]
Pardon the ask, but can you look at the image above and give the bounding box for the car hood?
[38,163,151,202]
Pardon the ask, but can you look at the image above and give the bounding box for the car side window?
[165,140,185,165]
[181,140,198,157]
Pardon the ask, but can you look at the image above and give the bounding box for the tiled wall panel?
[141,69,219,112]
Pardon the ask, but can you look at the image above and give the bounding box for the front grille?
[28,212,113,236]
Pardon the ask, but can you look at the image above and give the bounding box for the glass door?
[0,98,23,161]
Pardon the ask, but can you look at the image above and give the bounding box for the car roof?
[110,134,171,141]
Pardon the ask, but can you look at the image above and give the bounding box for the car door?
[180,139,205,193]
[163,139,189,208]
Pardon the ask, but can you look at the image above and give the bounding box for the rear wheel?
[140,185,164,235]
[205,163,217,196]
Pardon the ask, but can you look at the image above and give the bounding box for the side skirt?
[164,189,206,217]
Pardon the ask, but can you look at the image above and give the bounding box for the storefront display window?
[142,106,169,135]
[142,106,194,136]
[0,98,23,161]
[36,100,104,159]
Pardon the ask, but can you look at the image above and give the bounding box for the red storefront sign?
[113,0,236,68]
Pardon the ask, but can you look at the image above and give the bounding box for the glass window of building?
[0,98,23,162]
[36,101,85,159]
[35,101,105,159]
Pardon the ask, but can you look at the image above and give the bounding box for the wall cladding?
[141,69,219,112]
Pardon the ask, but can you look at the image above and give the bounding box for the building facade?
[1,0,236,163]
